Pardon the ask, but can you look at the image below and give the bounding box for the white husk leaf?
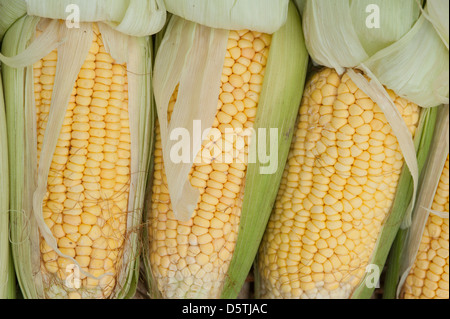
[25,0,166,36]
[98,23,129,64]
[0,67,11,298]
[0,19,62,67]
[396,106,449,298]
[31,22,100,283]
[153,16,229,221]
[364,14,449,108]
[348,0,420,56]
[163,0,289,34]
[423,0,449,49]
[303,0,419,70]
[303,0,368,74]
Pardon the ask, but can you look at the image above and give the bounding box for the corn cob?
[1,13,154,299]
[32,25,131,298]
[300,0,448,299]
[149,30,271,298]
[256,68,420,299]
[401,155,449,299]
[145,2,309,299]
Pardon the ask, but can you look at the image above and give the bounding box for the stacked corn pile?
[0,0,448,300]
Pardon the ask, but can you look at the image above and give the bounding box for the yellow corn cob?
[148,29,271,299]
[35,24,131,299]
[257,68,420,299]
[401,155,449,299]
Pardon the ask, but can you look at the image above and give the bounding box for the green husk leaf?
[153,13,172,54]
[1,61,15,299]
[351,106,438,299]
[163,0,289,34]
[383,223,409,299]
[293,0,306,16]
[222,2,309,298]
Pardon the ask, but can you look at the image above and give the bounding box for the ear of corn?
[384,106,448,299]
[401,154,449,298]
[255,68,436,299]
[144,2,309,299]
[1,12,154,298]
[163,0,289,34]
